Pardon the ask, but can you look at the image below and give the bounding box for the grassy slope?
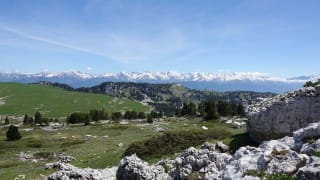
[0,119,250,179]
[0,82,149,117]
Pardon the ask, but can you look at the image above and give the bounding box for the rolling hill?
[0,82,149,118]
[75,82,276,115]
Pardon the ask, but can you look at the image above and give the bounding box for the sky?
[0,0,319,77]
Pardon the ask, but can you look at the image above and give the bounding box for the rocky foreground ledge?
[247,85,320,142]
[46,122,320,180]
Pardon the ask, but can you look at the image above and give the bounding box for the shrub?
[244,169,266,179]
[4,116,9,125]
[68,112,91,124]
[267,173,296,180]
[6,125,21,141]
[147,114,153,124]
[314,151,320,157]
[124,129,231,160]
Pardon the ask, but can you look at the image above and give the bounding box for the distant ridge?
[0,71,318,93]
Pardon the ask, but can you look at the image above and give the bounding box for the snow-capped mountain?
[0,71,317,93]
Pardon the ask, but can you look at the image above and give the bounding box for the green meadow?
[0,82,149,118]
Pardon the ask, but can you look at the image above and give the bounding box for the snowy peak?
[0,71,317,82]
[0,71,318,93]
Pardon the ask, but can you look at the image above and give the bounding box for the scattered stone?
[153,126,166,132]
[14,174,25,180]
[18,152,34,162]
[58,155,75,163]
[46,122,320,180]
[118,143,123,147]
[202,126,208,130]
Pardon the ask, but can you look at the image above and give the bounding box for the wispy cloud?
[0,25,193,64]
[0,25,108,57]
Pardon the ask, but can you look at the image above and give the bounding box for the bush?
[124,129,231,160]
[68,112,91,124]
[147,114,153,124]
[267,173,296,180]
[314,151,320,157]
[6,125,21,141]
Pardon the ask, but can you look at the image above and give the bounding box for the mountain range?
[0,71,318,93]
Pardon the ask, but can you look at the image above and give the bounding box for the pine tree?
[23,114,29,125]
[4,116,9,125]
[6,125,21,141]
[147,114,153,124]
[34,111,42,124]
[203,100,219,121]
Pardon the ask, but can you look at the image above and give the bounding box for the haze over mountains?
[0,71,318,93]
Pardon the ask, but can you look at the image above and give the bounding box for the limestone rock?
[296,156,320,180]
[46,122,320,180]
[46,162,118,180]
[116,154,170,180]
[247,86,320,142]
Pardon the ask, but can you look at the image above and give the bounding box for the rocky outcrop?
[247,85,320,142]
[46,122,320,180]
[117,155,170,180]
[45,155,117,180]
[115,122,320,180]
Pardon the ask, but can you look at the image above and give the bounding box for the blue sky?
[0,0,319,77]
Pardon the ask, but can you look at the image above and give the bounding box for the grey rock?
[296,156,320,180]
[222,146,269,179]
[247,86,320,143]
[116,154,170,180]
[215,141,229,153]
[267,151,308,174]
[46,162,118,180]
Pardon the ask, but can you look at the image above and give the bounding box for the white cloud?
[87,67,93,71]
[0,25,193,64]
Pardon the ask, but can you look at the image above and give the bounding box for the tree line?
[176,100,245,120]
[67,109,162,125]
[22,111,60,126]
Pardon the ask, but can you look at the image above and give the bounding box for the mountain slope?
[75,82,276,115]
[1,71,316,93]
[0,82,149,117]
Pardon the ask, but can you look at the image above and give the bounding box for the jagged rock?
[222,146,269,179]
[46,123,320,180]
[169,142,231,179]
[300,139,320,155]
[215,141,229,153]
[58,155,75,163]
[296,156,320,180]
[116,154,170,180]
[247,86,320,142]
[266,151,308,174]
[46,162,117,180]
